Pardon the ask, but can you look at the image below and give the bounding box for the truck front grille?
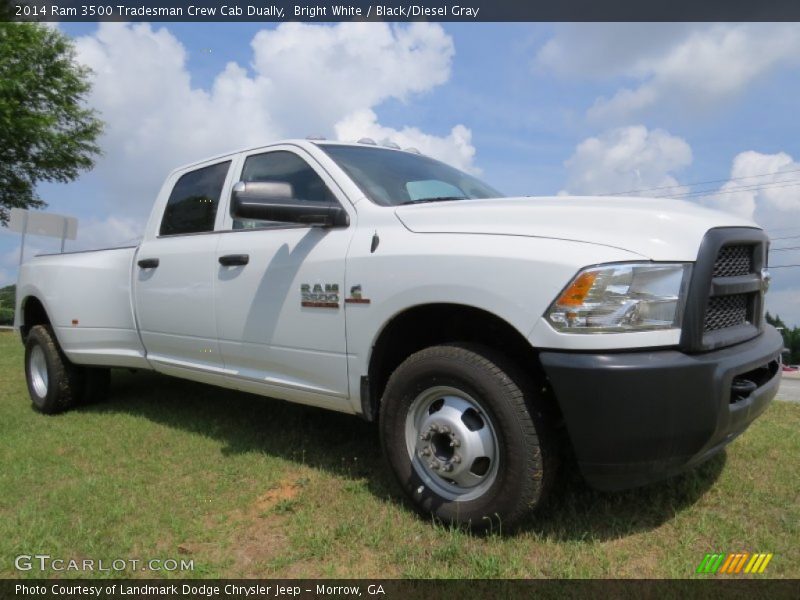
[681,228,768,352]
[702,243,760,334]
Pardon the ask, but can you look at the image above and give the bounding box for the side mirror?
[231,181,349,227]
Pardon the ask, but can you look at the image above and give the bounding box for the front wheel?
[379,343,555,532]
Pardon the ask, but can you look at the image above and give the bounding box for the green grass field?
[1,330,798,579]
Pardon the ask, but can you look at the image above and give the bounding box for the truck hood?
[394,196,759,261]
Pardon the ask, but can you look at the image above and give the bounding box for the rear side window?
[160,161,231,236]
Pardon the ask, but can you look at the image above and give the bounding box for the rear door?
[134,159,234,384]
[214,147,354,407]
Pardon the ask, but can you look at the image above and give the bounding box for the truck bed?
[16,246,150,369]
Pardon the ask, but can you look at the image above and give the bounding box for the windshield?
[319,144,504,206]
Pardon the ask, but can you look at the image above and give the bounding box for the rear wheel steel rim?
[405,385,500,502]
[29,345,49,399]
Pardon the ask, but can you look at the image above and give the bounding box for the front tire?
[24,325,83,414]
[379,343,555,532]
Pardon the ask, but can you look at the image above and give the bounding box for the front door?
[214,148,354,408]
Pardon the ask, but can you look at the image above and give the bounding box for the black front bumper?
[540,326,783,491]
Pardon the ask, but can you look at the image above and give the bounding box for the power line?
[771,234,800,241]
[608,166,800,196]
[771,246,800,252]
[653,179,800,200]
[769,264,800,268]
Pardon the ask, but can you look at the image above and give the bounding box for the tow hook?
[731,377,757,402]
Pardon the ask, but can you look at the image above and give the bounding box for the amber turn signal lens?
[556,271,598,307]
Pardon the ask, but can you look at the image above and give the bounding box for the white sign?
[9,208,78,240]
[8,208,79,265]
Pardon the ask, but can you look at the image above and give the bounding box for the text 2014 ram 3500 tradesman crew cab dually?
[16,140,783,530]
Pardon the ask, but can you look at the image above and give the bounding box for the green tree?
[0,284,15,325]
[0,20,103,224]
[765,312,786,330]
[766,312,800,364]
[788,329,800,365]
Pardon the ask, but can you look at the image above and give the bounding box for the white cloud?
[702,151,800,221]
[561,125,692,196]
[334,109,477,172]
[537,23,800,122]
[73,22,471,218]
[249,22,454,133]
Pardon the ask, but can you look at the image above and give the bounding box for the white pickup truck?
[16,139,783,530]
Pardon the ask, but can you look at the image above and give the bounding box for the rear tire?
[379,343,555,532]
[24,325,83,414]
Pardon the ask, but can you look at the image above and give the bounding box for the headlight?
[546,263,692,333]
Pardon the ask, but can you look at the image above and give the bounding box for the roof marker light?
[357,137,377,145]
[404,147,421,154]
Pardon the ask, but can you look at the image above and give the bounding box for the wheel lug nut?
[440,426,450,434]
[453,454,461,464]
[429,461,439,470]
[450,439,460,447]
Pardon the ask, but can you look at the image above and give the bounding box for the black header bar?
[6,0,800,22]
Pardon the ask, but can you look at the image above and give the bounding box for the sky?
[1,22,799,325]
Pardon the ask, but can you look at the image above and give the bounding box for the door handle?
[137,258,159,269]
[218,254,249,267]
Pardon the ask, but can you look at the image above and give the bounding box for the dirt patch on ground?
[175,472,401,578]
[231,475,305,576]
[252,479,301,514]
[177,473,306,577]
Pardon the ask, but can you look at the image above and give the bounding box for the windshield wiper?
[400,196,467,205]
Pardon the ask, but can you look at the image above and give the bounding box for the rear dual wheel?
[25,325,110,414]
[380,343,555,532]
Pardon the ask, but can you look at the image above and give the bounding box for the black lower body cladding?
[540,325,783,491]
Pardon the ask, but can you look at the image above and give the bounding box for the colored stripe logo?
[696,552,773,574]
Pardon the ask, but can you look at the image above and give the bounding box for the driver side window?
[232,151,336,230]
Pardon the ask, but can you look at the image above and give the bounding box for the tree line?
[766,312,800,365]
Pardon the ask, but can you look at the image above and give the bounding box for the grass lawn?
[1,330,798,579]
